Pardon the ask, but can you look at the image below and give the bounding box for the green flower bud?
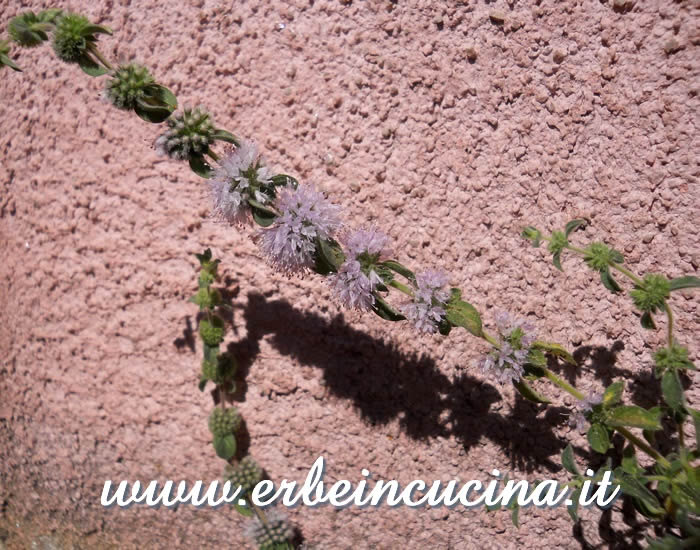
[246,511,293,549]
[630,274,670,313]
[547,230,568,255]
[583,242,622,272]
[104,63,155,110]
[208,406,241,437]
[199,316,225,346]
[225,456,263,493]
[52,13,92,62]
[653,344,695,377]
[521,226,542,247]
[154,106,216,160]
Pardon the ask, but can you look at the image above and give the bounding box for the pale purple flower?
[402,269,450,333]
[330,227,392,311]
[569,392,603,432]
[244,509,293,547]
[209,140,273,224]
[258,185,341,273]
[479,311,537,385]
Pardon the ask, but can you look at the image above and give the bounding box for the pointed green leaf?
[587,423,610,454]
[669,276,700,291]
[313,237,345,275]
[690,409,700,449]
[212,128,239,145]
[78,54,108,76]
[510,503,520,528]
[552,251,563,271]
[640,311,656,330]
[234,499,254,517]
[80,24,112,36]
[148,84,178,110]
[600,268,622,293]
[562,444,580,475]
[531,340,576,365]
[567,488,581,522]
[513,379,551,404]
[607,405,662,431]
[661,370,684,413]
[371,295,406,322]
[198,376,208,392]
[621,445,643,475]
[134,98,173,123]
[213,434,237,460]
[248,199,278,226]
[613,467,664,518]
[381,260,417,285]
[189,155,212,178]
[445,299,482,337]
[564,219,587,237]
[0,53,21,71]
[37,9,63,23]
[269,174,298,188]
[603,381,624,407]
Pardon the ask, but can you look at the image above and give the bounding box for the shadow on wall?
[178,290,576,473]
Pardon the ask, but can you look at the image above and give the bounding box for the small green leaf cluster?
[0,40,21,71]
[104,64,177,123]
[8,9,62,48]
[586,381,662,454]
[52,13,112,72]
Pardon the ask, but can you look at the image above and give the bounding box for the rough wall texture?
[0,0,698,548]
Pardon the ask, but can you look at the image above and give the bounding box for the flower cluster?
[479,311,537,385]
[330,227,392,310]
[569,393,603,432]
[244,509,293,550]
[104,63,155,110]
[225,456,263,494]
[401,269,450,333]
[209,140,274,224]
[155,106,215,160]
[259,184,341,273]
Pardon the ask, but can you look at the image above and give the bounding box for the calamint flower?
[154,105,215,160]
[569,392,603,432]
[244,509,293,550]
[330,227,392,311]
[479,311,537,385]
[258,185,341,273]
[402,269,450,333]
[209,140,274,224]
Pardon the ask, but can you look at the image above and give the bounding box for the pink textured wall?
[1,1,698,548]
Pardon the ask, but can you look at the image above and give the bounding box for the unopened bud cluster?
[208,406,241,438]
[225,456,263,493]
[155,106,215,160]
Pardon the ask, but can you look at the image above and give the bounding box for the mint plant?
[192,249,296,550]
[4,8,699,548]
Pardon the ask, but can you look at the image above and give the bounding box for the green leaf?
[189,155,212,178]
[567,488,581,522]
[80,24,112,37]
[521,226,542,247]
[600,269,622,293]
[134,98,173,123]
[445,299,482,337]
[78,54,108,76]
[602,381,624,407]
[212,129,239,145]
[510,502,520,528]
[607,405,662,431]
[621,445,643,475]
[198,376,208,392]
[313,237,345,275]
[381,260,417,285]
[513,379,551,404]
[0,53,21,71]
[564,219,587,237]
[640,311,656,330]
[613,468,665,518]
[248,198,278,227]
[661,370,684,413]
[690,409,700,449]
[213,434,237,460]
[234,499,254,517]
[670,482,700,515]
[371,295,406,322]
[552,251,563,271]
[587,423,610,454]
[37,9,63,23]
[561,444,580,475]
[610,249,624,264]
[531,340,576,365]
[669,276,700,291]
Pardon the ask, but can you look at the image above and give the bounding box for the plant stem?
[88,44,113,70]
[609,262,644,287]
[543,368,585,400]
[615,426,671,468]
[388,279,414,297]
[663,302,674,348]
[206,148,219,162]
